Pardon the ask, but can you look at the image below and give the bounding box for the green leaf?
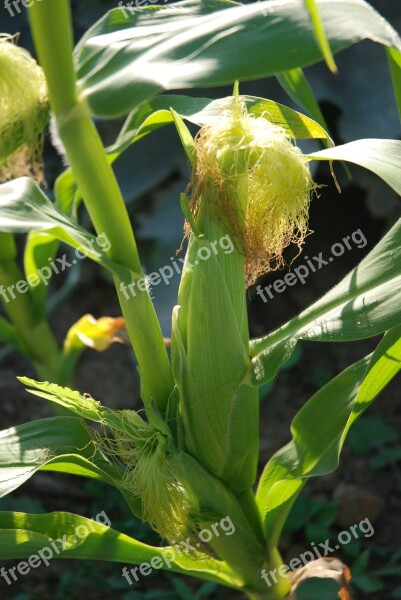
[170,108,196,165]
[18,377,106,421]
[308,139,401,195]
[352,575,383,593]
[256,356,369,545]
[0,417,94,497]
[0,177,131,280]
[387,47,401,123]
[371,446,401,469]
[23,168,82,321]
[0,511,238,588]
[23,231,60,321]
[110,94,332,155]
[256,323,401,544]
[303,0,337,73]
[276,68,329,134]
[0,415,143,517]
[75,0,401,117]
[54,168,80,216]
[19,377,172,444]
[351,548,370,575]
[356,323,401,410]
[247,217,401,387]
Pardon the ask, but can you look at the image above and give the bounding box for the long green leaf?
[18,378,107,422]
[0,511,238,587]
[0,415,142,516]
[0,177,131,280]
[247,167,401,387]
[75,0,401,117]
[22,166,82,321]
[355,323,401,410]
[256,357,367,546]
[387,47,401,123]
[276,68,329,133]
[303,0,337,72]
[110,94,333,155]
[256,326,401,544]
[23,232,60,321]
[308,139,401,195]
[0,417,94,497]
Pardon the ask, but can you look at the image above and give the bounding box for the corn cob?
[172,96,315,493]
[0,34,49,182]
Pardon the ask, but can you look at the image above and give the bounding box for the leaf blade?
[0,177,132,280]
[387,47,401,123]
[303,0,337,73]
[256,324,401,545]
[247,215,401,387]
[75,0,401,117]
[0,511,238,587]
[111,93,333,156]
[308,139,401,195]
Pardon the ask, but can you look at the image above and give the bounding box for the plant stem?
[236,488,266,546]
[28,0,174,411]
[0,252,61,379]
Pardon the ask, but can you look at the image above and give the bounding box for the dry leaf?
[288,557,351,600]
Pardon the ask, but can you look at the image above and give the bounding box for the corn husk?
[172,98,316,491]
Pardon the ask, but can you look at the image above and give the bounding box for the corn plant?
[0,1,401,598]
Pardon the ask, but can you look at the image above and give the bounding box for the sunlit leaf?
[256,324,401,544]
[308,139,401,195]
[75,0,401,117]
[111,94,333,155]
[276,68,329,133]
[247,181,401,387]
[387,47,401,123]
[0,511,237,587]
[0,177,130,280]
[303,0,337,73]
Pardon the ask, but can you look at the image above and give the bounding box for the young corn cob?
[19,377,274,592]
[172,97,315,493]
[0,34,49,182]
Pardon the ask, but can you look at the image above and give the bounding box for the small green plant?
[348,416,401,475]
[1,1,401,599]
